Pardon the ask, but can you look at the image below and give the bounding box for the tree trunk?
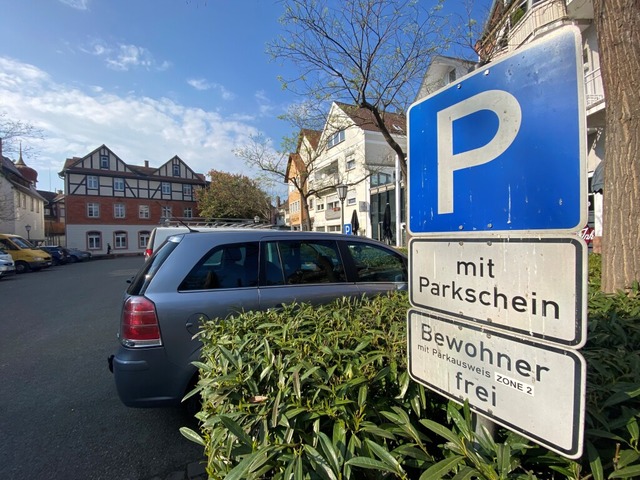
[593,0,640,292]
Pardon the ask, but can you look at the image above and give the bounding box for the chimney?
[144,160,149,168]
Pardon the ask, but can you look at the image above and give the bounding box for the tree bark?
[593,0,640,292]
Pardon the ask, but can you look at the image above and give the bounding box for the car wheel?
[52,258,59,266]
[15,261,30,273]
[68,256,78,263]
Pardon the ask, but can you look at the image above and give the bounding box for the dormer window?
[447,68,456,84]
[327,130,345,149]
[100,155,109,169]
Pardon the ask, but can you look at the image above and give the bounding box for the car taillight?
[144,248,152,258]
[120,296,162,347]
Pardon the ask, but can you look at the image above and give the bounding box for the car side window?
[0,239,16,250]
[179,242,259,291]
[347,241,407,283]
[263,240,345,285]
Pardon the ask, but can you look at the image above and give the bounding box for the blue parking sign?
[408,27,586,234]
[344,223,352,235]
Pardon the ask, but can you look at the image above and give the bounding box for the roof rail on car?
[159,218,280,229]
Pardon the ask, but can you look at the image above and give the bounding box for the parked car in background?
[109,229,408,408]
[0,247,16,279]
[0,234,52,273]
[65,247,92,263]
[39,245,69,266]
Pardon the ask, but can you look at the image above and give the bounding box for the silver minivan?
[110,229,407,408]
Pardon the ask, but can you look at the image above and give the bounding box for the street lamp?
[25,224,31,241]
[336,184,348,234]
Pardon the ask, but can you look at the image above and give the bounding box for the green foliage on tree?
[197,170,272,220]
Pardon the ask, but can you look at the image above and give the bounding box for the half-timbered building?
[59,145,206,255]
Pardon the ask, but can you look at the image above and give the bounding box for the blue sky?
[0,0,491,195]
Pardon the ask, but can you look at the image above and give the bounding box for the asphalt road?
[0,256,204,480]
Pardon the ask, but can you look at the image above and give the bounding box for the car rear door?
[146,240,261,367]
[258,237,360,309]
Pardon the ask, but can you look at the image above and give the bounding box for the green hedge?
[183,254,640,479]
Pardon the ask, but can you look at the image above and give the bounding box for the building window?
[87,231,102,250]
[371,172,392,187]
[162,182,171,195]
[114,203,125,218]
[87,203,100,218]
[183,184,192,196]
[317,201,325,212]
[309,198,314,210]
[328,225,341,232]
[346,158,356,171]
[114,178,125,191]
[30,197,34,211]
[183,207,193,218]
[173,164,180,176]
[161,206,172,218]
[87,175,98,189]
[139,205,150,219]
[100,155,109,169]
[327,200,340,211]
[327,130,345,149]
[139,231,150,249]
[114,231,127,249]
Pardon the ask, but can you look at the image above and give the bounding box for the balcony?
[324,207,341,221]
[585,67,605,112]
[478,0,568,61]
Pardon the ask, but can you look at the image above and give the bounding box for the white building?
[0,141,46,242]
[304,102,406,242]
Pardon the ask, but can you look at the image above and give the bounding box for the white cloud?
[0,57,265,192]
[255,89,274,115]
[81,40,170,72]
[59,0,90,10]
[187,78,235,100]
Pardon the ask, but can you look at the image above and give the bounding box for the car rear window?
[346,241,407,283]
[127,238,180,295]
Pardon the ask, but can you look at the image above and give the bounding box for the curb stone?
[143,460,207,480]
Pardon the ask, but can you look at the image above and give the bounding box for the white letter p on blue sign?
[437,90,522,214]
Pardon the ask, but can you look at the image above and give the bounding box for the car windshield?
[11,236,34,249]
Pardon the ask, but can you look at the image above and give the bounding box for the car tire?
[15,261,30,273]
[68,256,78,263]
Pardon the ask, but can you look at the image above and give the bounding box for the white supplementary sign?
[407,309,586,459]
[407,26,586,234]
[409,236,587,347]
